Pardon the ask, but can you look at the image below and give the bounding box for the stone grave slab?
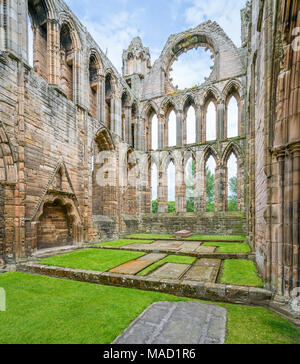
[196,258,221,267]
[110,260,152,275]
[179,242,201,252]
[113,302,227,344]
[195,246,217,253]
[183,265,219,283]
[174,230,193,238]
[149,263,190,280]
[138,253,166,262]
[150,241,184,252]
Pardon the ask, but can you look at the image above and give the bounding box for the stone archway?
[37,199,73,249]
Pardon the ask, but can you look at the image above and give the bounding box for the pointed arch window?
[227,153,238,211]
[167,161,176,213]
[186,106,196,144]
[205,155,216,212]
[151,163,158,213]
[151,114,158,150]
[168,111,176,147]
[227,96,239,138]
[186,157,195,212]
[206,102,217,141]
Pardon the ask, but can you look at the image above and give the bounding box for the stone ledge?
[88,245,255,261]
[17,263,272,306]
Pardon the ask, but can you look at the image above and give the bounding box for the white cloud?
[184,0,247,46]
[80,10,143,72]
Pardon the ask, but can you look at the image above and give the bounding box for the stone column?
[201,106,206,143]
[164,115,168,147]
[125,105,131,144]
[99,75,105,123]
[158,168,168,213]
[217,100,225,140]
[214,165,222,212]
[158,115,165,149]
[195,106,203,143]
[182,113,187,145]
[176,110,183,147]
[175,158,185,212]
[277,154,285,296]
[291,144,300,292]
[48,20,60,85]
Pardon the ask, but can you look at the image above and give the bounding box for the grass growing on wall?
[220,260,264,287]
[0,273,299,344]
[39,249,145,272]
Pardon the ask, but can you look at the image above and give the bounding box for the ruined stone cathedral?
[0,0,299,303]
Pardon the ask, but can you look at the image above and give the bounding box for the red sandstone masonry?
[17,263,272,306]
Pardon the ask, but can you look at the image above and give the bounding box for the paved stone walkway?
[123,240,217,254]
[113,302,227,344]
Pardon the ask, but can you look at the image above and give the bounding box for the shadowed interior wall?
[37,201,73,249]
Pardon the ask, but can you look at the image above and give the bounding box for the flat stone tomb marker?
[174,230,192,238]
[151,241,184,251]
[179,242,201,252]
[196,246,217,253]
[183,259,221,283]
[149,263,190,280]
[110,254,166,275]
[113,302,227,344]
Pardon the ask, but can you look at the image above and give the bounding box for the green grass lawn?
[138,255,196,276]
[126,234,173,240]
[39,249,145,272]
[221,260,264,287]
[96,239,154,248]
[187,235,246,241]
[0,273,299,344]
[203,242,251,253]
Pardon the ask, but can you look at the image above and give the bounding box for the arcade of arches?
[0,0,299,302]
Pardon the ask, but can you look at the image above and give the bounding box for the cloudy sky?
[65,0,247,74]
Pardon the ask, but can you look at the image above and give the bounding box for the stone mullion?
[158,168,167,213]
[164,116,168,147]
[194,153,202,212]
[182,113,187,145]
[221,165,228,211]
[175,159,185,213]
[195,106,202,143]
[176,110,183,147]
[238,98,244,137]
[237,159,244,212]
[214,165,222,212]
[202,106,207,143]
[73,50,82,105]
[98,75,105,123]
[158,115,164,150]
[217,100,225,140]
[48,20,60,85]
[125,106,131,144]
